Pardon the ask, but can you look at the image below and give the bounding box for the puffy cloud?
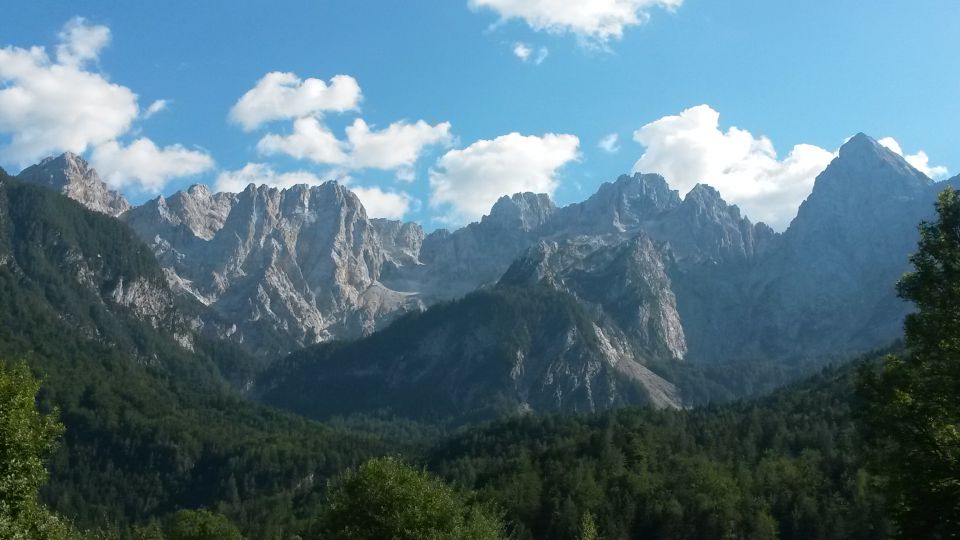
[346,118,452,172]
[214,163,414,219]
[214,163,327,193]
[143,99,169,119]
[351,186,415,219]
[470,0,682,43]
[0,18,212,192]
[878,137,948,180]
[0,19,138,165]
[597,133,620,153]
[91,138,214,192]
[257,116,451,179]
[56,17,110,67]
[257,116,348,164]
[229,72,361,131]
[632,104,834,230]
[429,132,579,224]
[512,42,549,64]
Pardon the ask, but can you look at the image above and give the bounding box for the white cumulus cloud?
[0,18,138,166]
[632,104,835,230]
[257,116,451,180]
[470,0,682,43]
[214,163,414,219]
[257,116,348,164]
[91,138,214,193]
[0,18,215,192]
[214,163,328,193]
[429,132,579,224]
[878,137,948,180]
[351,186,415,220]
[346,118,453,173]
[229,72,362,131]
[56,16,111,67]
[598,133,620,153]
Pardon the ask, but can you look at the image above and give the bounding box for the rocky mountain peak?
[483,192,556,231]
[16,152,131,216]
[555,173,681,234]
[818,133,931,195]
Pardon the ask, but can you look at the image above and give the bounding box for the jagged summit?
[789,133,932,234]
[483,192,556,231]
[16,152,131,216]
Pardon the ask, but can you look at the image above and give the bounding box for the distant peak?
[820,131,932,188]
[186,183,211,196]
[484,192,556,231]
[686,183,721,199]
[838,132,886,159]
[16,152,130,216]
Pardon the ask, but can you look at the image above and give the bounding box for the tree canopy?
[0,361,76,540]
[310,457,504,540]
[859,187,960,538]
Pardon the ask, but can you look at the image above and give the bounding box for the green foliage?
[0,361,78,540]
[164,510,245,540]
[310,457,504,540]
[0,176,389,538]
[430,361,891,540]
[858,187,960,537]
[578,512,599,540]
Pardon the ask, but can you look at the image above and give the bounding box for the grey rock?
[17,152,131,216]
[124,181,423,357]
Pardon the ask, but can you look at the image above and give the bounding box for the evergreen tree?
[859,187,960,538]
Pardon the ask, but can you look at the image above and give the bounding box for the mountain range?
[10,133,956,421]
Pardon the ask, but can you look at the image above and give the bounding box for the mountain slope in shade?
[739,133,949,361]
[16,152,130,216]
[257,285,680,424]
[500,234,687,362]
[0,170,384,536]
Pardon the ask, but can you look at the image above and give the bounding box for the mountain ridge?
[14,133,952,369]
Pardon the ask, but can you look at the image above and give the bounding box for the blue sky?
[1,0,957,230]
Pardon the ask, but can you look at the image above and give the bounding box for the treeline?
[428,361,890,539]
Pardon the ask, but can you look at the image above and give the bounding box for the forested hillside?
[0,174,388,537]
[428,358,891,539]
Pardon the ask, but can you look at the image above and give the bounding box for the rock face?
[257,286,680,424]
[123,181,424,358]
[744,133,947,360]
[17,152,131,216]
[19,133,950,374]
[500,235,687,362]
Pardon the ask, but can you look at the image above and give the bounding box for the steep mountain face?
[741,133,948,360]
[500,234,687,362]
[16,152,130,216]
[19,133,948,370]
[0,175,183,341]
[405,192,558,299]
[0,170,385,535]
[124,181,424,358]
[257,285,679,424]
